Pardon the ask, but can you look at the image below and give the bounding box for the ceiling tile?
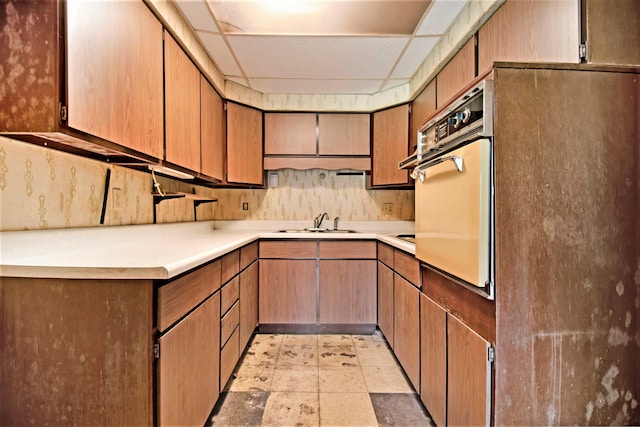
[416,0,467,35]
[391,36,438,79]
[196,31,242,76]
[175,0,219,33]
[208,0,432,35]
[250,78,384,95]
[227,36,409,79]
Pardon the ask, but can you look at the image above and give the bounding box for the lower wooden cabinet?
[239,261,259,349]
[259,259,317,324]
[419,293,492,426]
[158,293,220,427]
[319,259,376,324]
[377,261,394,344]
[393,275,420,391]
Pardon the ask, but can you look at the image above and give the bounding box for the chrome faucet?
[333,216,339,230]
[314,212,329,229]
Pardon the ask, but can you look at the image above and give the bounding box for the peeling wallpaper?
[0,136,413,231]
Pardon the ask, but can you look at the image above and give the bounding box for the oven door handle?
[411,155,463,182]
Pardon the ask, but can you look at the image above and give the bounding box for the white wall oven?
[400,80,494,299]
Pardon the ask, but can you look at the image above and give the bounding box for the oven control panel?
[425,89,484,151]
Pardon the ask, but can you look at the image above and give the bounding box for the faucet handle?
[333,216,340,230]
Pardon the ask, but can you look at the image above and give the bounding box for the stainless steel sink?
[395,234,415,243]
[276,229,357,233]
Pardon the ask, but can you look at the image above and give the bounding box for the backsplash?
[0,136,414,231]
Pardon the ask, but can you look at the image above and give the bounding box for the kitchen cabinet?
[201,76,225,181]
[264,113,317,155]
[376,243,421,390]
[370,104,411,187]
[410,80,437,152]
[263,112,371,171]
[239,243,259,350]
[420,294,447,427]
[477,0,580,74]
[583,0,640,65]
[436,38,476,108]
[259,240,377,331]
[219,249,241,388]
[164,31,201,172]
[1,0,165,162]
[226,102,263,186]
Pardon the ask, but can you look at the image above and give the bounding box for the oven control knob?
[461,108,471,123]
[448,115,461,129]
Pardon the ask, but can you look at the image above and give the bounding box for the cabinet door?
[227,102,263,185]
[420,294,447,427]
[477,0,580,74]
[158,293,220,427]
[265,113,317,155]
[259,259,317,324]
[436,38,476,107]
[239,262,259,350]
[393,275,420,390]
[585,0,640,66]
[319,259,377,324]
[164,32,201,172]
[318,114,370,155]
[371,104,410,187]
[66,0,163,158]
[377,261,394,344]
[410,80,436,153]
[447,315,492,426]
[201,76,225,181]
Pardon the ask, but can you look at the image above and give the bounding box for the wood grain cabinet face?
[158,293,220,427]
[393,275,420,391]
[226,102,263,185]
[371,104,410,187]
[420,294,447,427]
[319,259,377,324]
[239,261,259,350]
[377,261,394,345]
[201,76,225,181]
[410,80,436,152]
[164,31,201,172]
[584,0,640,66]
[66,0,164,158]
[318,114,370,155]
[265,113,317,155]
[436,38,476,108]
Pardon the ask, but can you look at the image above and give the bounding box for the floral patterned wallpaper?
[0,136,413,231]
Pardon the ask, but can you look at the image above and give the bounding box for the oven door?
[414,138,493,296]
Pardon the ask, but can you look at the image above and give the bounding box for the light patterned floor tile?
[319,366,367,393]
[355,342,399,367]
[282,334,319,346]
[318,334,354,348]
[361,365,414,393]
[353,333,387,346]
[318,345,359,367]
[319,392,378,426]
[225,363,275,392]
[243,335,282,366]
[271,366,319,392]
[277,344,318,367]
[261,392,320,427]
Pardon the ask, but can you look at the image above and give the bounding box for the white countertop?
[0,220,414,280]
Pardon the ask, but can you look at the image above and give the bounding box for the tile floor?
[207,333,434,426]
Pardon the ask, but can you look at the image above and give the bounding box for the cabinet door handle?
[411,155,463,182]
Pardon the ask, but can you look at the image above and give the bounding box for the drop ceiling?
[174,0,469,96]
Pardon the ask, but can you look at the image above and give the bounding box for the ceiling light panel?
[208,0,432,35]
[416,0,467,35]
[197,31,243,75]
[250,78,385,95]
[227,36,409,79]
[175,0,220,32]
[390,36,438,79]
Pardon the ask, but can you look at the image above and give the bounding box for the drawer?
[394,249,420,288]
[157,260,221,332]
[319,240,376,259]
[221,250,240,284]
[221,301,239,346]
[240,241,258,270]
[377,242,394,267]
[221,276,240,315]
[220,328,239,389]
[260,240,316,259]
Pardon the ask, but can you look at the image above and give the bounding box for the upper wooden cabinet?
[201,77,225,181]
[477,0,580,74]
[410,80,436,152]
[436,38,476,108]
[226,102,263,186]
[318,114,370,155]
[584,0,640,66]
[164,31,201,172]
[264,113,316,155]
[371,104,410,187]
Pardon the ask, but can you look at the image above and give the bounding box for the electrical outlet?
[383,203,393,215]
[242,202,249,211]
[112,187,123,212]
